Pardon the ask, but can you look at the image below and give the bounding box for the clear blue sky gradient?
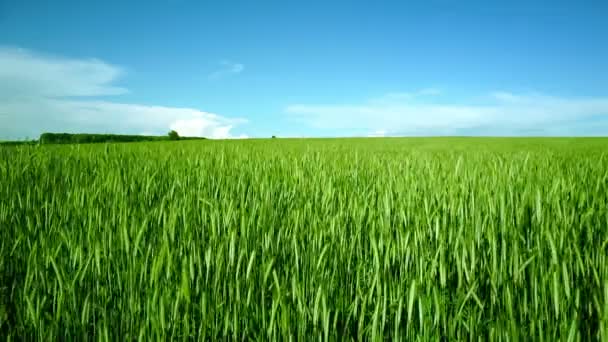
[1,0,608,137]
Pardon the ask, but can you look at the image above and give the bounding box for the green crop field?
[1,138,607,340]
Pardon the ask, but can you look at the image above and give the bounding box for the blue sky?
[1,0,608,139]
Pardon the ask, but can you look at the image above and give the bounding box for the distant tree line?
[0,140,38,146]
[1,131,209,146]
[34,131,205,145]
[38,133,164,144]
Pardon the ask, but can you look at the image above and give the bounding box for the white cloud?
[0,47,247,140]
[170,113,247,139]
[367,130,386,137]
[287,90,608,136]
[208,60,245,79]
[0,47,127,98]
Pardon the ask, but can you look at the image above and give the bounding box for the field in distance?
[1,137,607,339]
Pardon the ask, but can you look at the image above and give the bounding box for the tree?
[168,130,180,140]
[271,135,277,139]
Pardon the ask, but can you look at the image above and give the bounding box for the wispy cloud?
[208,60,244,80]
[0,47,127,98]
[369,88,442,104]
[286,90,608,136]
[367,130,387,137]
[0,47,247,139]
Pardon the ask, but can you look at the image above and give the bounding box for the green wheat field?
[1,138,607,340]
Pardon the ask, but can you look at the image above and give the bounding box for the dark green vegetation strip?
[0,132,204,146]
[0,141,37,146]
[38,132,204,144]
[39,132,166,144]
[1,138,607,339]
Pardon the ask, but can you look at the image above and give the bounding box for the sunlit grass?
[1,138,607,339]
